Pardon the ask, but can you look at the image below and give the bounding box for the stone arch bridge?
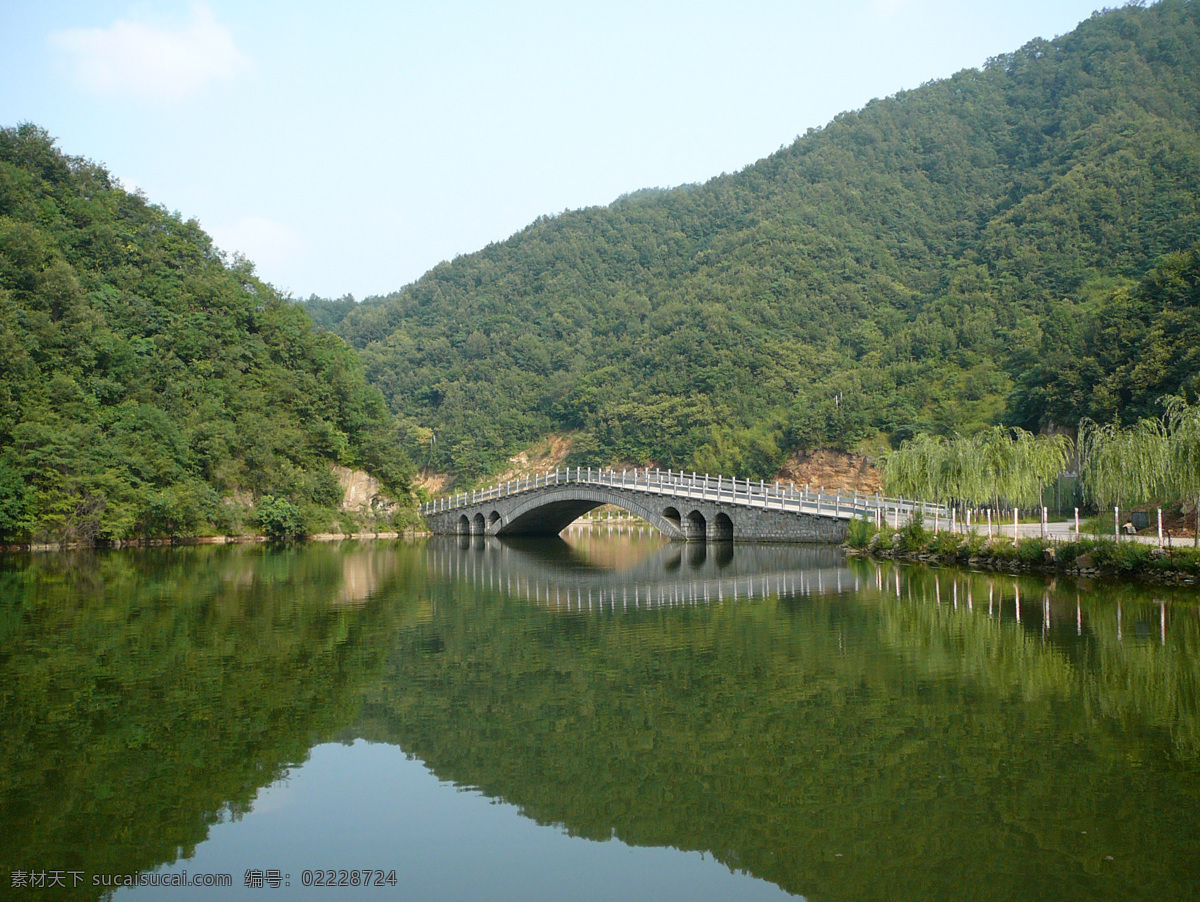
[421,468,941,543]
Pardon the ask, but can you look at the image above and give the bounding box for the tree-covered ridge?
[1010,240,1200,430]
[0,125,412,543]
[318,0,1200,483]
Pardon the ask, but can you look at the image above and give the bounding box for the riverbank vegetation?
[847,518,1200,583]
[1080,396,1200,545]
[308,0,1200,485]
[879,397,1200,547]
[0,125,413,546]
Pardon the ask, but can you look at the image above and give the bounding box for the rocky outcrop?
[414,469,452,495]
[333,466,397,514]
[493,434,575,484]
[776,450,882,495]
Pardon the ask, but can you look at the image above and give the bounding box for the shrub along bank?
[846,519,1200,585]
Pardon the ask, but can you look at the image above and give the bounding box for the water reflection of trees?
[358,547,1200,902]
[855,561,1200,759]
[4,541,1199,902]
[0,543,415,901]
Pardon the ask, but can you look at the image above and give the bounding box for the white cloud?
[50,3,249,102]
[209,216,302,282]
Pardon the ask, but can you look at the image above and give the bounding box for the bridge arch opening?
[685,510,707,542]
[712,512,734,542]
[663,506,682,533]
[446,485,687,540]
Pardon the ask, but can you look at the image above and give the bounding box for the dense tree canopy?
[310,0,1200,484]
[0,125,412,544]
[1010,240,1200,430]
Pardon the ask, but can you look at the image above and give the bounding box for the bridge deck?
[421,467,947,529]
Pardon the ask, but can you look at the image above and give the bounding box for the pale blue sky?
[2,0,1108,300]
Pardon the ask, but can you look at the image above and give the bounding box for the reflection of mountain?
[359,554,1200,902]
[0,544,411,902]
[424,536,857,610]
[6,542,1200,902]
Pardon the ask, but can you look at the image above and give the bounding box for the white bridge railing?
[420,467,947,526]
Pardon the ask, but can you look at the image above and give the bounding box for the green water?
[2,535,1199,901]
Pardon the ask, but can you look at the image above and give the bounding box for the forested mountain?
[0,125,411,544]
[316,0,1200,484]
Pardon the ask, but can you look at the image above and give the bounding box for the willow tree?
[882,433,949,503]
[1078,416,1169,515]
[884,432,975,506]
[1164,396,1200,547]
[974,427,1018,511]
[936,436,974,507]
[884,428,1071,512]
[1010,429,1072,510]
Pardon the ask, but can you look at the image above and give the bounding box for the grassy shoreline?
[0,529,432,555]
[845,520,1200,586]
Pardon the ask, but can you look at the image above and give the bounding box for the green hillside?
[0,125,411,545]
[319,0,1200,484]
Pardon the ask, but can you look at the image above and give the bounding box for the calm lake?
[3,532,1199,901]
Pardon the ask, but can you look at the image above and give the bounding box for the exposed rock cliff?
[776,450,882,495]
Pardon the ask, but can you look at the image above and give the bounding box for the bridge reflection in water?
[423,535,859,611]
[421,535,1186,647]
